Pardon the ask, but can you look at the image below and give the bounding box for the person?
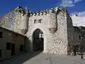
[80,45,83,59]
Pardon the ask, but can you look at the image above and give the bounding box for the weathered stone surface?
[0,7,74,55]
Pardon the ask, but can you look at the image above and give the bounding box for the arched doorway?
[32,29,44,52]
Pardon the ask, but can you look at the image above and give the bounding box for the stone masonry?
[0,6,74,55]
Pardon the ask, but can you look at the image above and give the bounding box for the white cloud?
[60,0,74,7]
[71,11,85,16]
[60,0,82,7]
[71,11,85,26]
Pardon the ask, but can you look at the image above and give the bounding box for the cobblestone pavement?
[0,52,85,64]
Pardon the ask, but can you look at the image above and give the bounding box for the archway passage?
[33,29,44,52]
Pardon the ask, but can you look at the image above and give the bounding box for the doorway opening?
[32,29,44,52]
[11,43,15,56]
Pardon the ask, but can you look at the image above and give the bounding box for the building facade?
[0,27,25,61]
[72,26,85,55]
[0,6,85,60]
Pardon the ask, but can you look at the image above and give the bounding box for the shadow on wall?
[24,37,32,52]
[0,36,43,63]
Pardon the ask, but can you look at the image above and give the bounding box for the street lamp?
[79,35,83,59]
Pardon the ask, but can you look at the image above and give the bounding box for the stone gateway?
[0,6,73,55]
[1,6,85,60]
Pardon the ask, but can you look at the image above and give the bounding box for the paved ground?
[0,52,85,64]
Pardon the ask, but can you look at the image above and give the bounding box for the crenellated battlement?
[29,7,59,17]
[14,6,29,16]
[13,6,60,17]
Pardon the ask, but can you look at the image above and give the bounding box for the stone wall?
[0,6,74,55]
[0,7,28,35]
[46,9,68,54]
[26,8,73,54]
[66,11,74,55]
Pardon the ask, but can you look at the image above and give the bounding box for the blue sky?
[0,0,85,17]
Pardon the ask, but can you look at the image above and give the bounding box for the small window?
[79,36,80,39]
[20,44,24,52]
[15,34,17,37]
[34,19,36,23]
[0,49,2,57]
[12,33,18,38]
[6,43,11,50]
[39,19,42,23]
[0,32,3,38]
